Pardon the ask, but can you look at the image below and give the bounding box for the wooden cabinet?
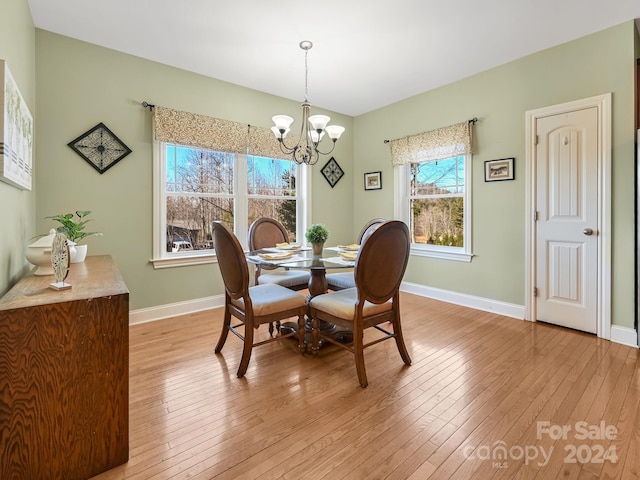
[0,255,129,480]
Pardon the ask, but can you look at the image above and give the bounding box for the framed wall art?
[68,122,132,174]
[364,171,382,190]
[0,60,33,190]
[484,157,515,182]
[320,156,344,188]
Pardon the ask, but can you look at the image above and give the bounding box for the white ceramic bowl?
[26,229,56,275]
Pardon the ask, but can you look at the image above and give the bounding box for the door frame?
[524,93,612,339]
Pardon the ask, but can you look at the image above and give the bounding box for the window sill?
[150,253,218,269]
[410,246,474,262]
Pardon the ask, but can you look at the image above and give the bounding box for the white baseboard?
[129,285,638,349]
[400,281,638,348]
[610,325,639,348]
[129,295,224,325]
[130,284,525,325]
[400,281,526,319]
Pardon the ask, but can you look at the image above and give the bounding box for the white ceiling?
[28,0,640,117]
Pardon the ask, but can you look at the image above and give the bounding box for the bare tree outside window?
[409,156,464,246]
[166,146,234,252]
[164,145,299,252]
[248,156,297,241]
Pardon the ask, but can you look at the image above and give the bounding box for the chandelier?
[271,41,345,166]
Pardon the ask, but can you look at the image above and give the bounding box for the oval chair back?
[357,217,386,244]
[325,217,386,292]
[213,222,249,301]
[354,220,410,304]
[247,217,310,291]
[249,217,289,250]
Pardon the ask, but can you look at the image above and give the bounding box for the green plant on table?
[305,224,329,244]
[46,210,103,243]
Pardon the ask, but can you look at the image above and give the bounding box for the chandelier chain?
[304,48,309,103]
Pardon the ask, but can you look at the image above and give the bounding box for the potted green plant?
[46,210,103,263]
[305,224,329,255]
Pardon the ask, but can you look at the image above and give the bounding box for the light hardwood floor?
[92,292,640,480]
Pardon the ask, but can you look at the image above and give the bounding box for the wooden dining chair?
[309,220,412,387]
[325,217,385,291]
[213,222,307,378]
[248,217,310,290]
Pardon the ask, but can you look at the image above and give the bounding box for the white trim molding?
[150,253,217,269]
[409,247,474,262]
[129,287,637,349]
[400,282,636,348]
[129,295,225,325]
[400,281,525,319]
[610,326,639,348]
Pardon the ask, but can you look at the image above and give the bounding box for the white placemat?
[325,246,360,253]
[247,254,307,264]
[262,246,311,252]
[323,256,355,266]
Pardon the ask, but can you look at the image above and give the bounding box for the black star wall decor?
[67,122,132,174]
[320,157,344,188]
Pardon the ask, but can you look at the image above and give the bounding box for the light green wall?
[636,21,640,58]
[34,30,353,310]
[0,0,36,297]
[354,21,637,329]
[9,9,640,331]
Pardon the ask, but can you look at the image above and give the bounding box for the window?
[164,144,234,254]
[152,143,308,268]
[391,121,473,262]
[150,106,310,269]
[247,156,300,242]
[395,156,471,261]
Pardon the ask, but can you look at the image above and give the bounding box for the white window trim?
[150,142,308,269]
[394,158,474,263]
[298,164,312,242]
[234,153,248,247]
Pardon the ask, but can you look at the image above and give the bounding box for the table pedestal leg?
[307,268,327,299]
[281,265,352,350]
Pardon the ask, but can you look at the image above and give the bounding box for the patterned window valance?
[248,125,299,160]
[389,121,472,166]
[153,106,298,159]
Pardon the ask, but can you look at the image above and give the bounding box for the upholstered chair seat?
[323,272,357,291]
[230,283,307,316]
[252,269,311,289]
[308,287,392,320]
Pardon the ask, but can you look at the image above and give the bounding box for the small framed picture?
[364,171,382,190]
[484,158,515,182]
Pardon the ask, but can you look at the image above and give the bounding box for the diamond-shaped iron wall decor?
[320,157,344,188]
[68,122,132,174]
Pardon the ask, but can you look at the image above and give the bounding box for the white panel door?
[535,107,598,333]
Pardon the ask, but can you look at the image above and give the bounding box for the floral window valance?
[389,121,473,166]
[153,106,298,159]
